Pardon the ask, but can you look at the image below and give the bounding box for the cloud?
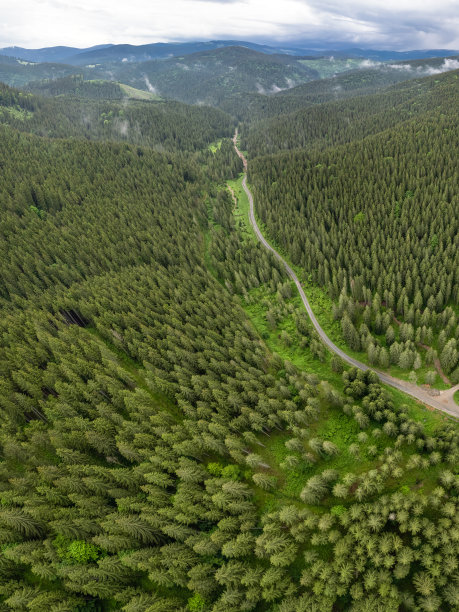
[116,119,129,136]
[143,76,158,94]
[358,57,459,75]
[421,57,459,74]
[0,0,458,50]
[358,59,381,68]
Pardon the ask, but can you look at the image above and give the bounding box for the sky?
[0,0,458,50]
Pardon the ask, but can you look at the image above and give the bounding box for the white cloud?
[0,0,458,50]
[358,57,459,75]
[422,57,459,73]
[143,75,157,93]
[358,59,381,68]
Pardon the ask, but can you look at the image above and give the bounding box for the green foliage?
[330,505,346,516]
[221,465,242,480]
[207,463,223,476]
[67,541,100,564]
[188,593,207,611]
[54,535,100,564]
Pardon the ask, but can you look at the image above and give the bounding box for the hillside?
[25,74,160,100]
[0,82,234,151]
[248,73,459,386]
[0,54,82,87]
[218,56,458,120]
[244,69,459,155]
[0,116,458,611]
[100,46,320,105]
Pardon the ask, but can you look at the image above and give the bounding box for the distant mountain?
[318,47,459,61]
[1,40,457,66]
[0,41,303,66]
[216,54,459,119]
[0,44,112,63]
[63,40,304,65]
[0,55,82,88]
[94,46,320,105]
[282,43,459,61]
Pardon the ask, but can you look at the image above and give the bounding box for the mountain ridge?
[1,40,458,65]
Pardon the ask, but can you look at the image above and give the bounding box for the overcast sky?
[1,0,458,50]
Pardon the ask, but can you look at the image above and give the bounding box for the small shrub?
[188,593,207,611]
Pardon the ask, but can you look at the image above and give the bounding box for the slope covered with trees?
[26,75,131,100]
[0,82,234,151]
[244,70,459,156]
[0,55,82,87]
[101,46,320,106]
[218,60,457,121]
[249,72,459,384]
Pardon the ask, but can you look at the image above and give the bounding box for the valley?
[0,38,457,612]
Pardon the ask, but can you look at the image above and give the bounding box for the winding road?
[232,131,459,419]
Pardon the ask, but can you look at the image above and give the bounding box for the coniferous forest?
[0,46,458,612]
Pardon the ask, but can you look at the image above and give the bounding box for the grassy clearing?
[227,173,254,240]
[251,383,444,518]
[119,83,160,100]
[243,285,344,389]
[454,390,459,406]
[208,139,223,153]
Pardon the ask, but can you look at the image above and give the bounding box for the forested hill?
[0,82,234,151]
[0,54,82,88]
[107,46,320,106]
[25,75,147,100]
[249,82,459,384]
[218,58,459,121]
[243,69,459,156]
[1,115,458,610]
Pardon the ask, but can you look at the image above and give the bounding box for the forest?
[0,82,234,151]
[248,69,459,387]
[0,48,458,612]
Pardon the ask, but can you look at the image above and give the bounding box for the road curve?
[232,131,459,419]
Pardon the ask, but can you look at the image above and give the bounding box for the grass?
[118,83,160,100]
[252,388,445,512]
[454,390,459,406]
[208,139,223,153]
[227,174,253,240]
[243,286,344,389]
